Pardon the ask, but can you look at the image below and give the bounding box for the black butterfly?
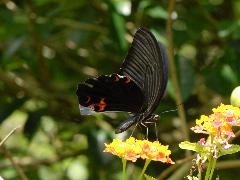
[76,28,168,133]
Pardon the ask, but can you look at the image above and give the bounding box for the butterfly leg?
[140,121,149,140]
[130,122,139,137]
[143,114,160,140]
[152,115,160,140]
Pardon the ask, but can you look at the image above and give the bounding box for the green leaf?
[179,141,204,153]
[23,109,46,140]
[219,144,240,157]
[150,28,167,45]
[186,175,199,180]
[144,174,158,180]
[0,97,28,123]
[204,62,235,95]
[2,36,25,60]
[146,6,168,19]
[168,57,196,101]
[178,57,196,101]
[111,12,127,51]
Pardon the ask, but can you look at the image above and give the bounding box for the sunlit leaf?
[179,141,204,153]
[144,174,158,180]
[219,145,240,157]
[111,12,127,51]
[146,6,167,19]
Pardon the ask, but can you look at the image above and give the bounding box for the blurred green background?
[0,0,240,179]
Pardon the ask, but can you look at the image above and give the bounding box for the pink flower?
[224,143,232,149]
[212,119,221,128]
[226,116,236,125]
[198,138,206,146]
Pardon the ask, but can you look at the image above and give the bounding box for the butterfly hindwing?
[76,73,144,113]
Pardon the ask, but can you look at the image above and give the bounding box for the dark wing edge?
[146,41,168,113]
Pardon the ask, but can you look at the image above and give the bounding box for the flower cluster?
[191,104,240,156]
[180,104,240,180]
[192,104,240,137]
[104,137,174,164]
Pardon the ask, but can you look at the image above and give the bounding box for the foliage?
[0,0,240,179]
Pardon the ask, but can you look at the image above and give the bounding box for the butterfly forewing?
[119,28,168,116]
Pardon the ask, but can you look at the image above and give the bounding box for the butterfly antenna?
[154,122,159,141]
[160,102,184,115]
[130,122,138,137]
[160,108,178,115]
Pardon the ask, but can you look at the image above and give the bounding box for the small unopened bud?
[230,86,240,107]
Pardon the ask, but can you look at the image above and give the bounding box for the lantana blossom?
[104,137,174,164]
[191,104,240,157]
[192,104,240,137]
[180,104,240,180]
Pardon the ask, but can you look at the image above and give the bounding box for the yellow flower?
[192,104,240,139]
[104,137,141,162]
[104,137,174,164]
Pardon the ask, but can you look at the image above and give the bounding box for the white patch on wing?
[116,74,125,78]
[79,105,95,115]
[79,105,122,115]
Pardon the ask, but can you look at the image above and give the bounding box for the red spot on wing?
[97,98,107,111]
[88,98,107,112]
[124,76,131,83]
[113,74,120,81]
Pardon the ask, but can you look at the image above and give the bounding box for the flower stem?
[204,158,212,180]
[197,164,202,180]
[122,158,127,180]
[204,157,216,180]
[208,158,216,180]
[138,160,151,180]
